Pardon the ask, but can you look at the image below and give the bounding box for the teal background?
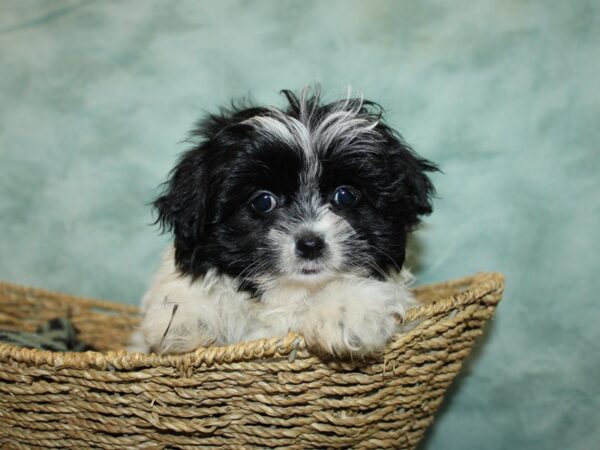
[1,1,599,448]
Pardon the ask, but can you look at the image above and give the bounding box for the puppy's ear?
[153,146,210,275]
[382,128,439,230]
[400,149,438,223]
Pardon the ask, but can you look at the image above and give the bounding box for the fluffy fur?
[130,87,437,358]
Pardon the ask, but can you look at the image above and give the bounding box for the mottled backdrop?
[1,1,599,448]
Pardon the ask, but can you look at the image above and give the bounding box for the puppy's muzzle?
[295,232,326,260]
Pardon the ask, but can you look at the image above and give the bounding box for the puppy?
[130,87,437,358]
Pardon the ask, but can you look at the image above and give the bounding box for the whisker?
[235,258,274,290]
[362,243,402,273]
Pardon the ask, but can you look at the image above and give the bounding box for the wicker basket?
[0,272,504,449]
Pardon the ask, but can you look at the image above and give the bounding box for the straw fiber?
[0,272,504,449]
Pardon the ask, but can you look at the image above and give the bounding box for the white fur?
[130,246,418,357]
[243,87,381,159]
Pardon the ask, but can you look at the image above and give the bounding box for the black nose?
[295,233,326,260]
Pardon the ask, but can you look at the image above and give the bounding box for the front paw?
[301,304,399,360]
[141,301,217,354]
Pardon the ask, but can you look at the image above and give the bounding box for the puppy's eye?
[332,186,359,208]
[251,191,278,213]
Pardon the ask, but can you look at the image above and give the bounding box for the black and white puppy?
[130,87,437,358]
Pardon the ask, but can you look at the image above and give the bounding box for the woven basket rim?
[0,272,504,371]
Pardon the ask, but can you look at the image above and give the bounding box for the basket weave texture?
[0,272,504,449]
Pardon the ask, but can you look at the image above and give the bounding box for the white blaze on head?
[243,87,383,160]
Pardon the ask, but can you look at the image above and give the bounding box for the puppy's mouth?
[295,260,329,278]
[300,267,322,275]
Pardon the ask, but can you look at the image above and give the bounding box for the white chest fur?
[131,247,417,357]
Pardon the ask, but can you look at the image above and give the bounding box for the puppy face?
[155,88,437,293]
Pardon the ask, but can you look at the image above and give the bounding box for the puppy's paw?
[302,310,397,360]
[141,299,217,354]
[300,279,410,360]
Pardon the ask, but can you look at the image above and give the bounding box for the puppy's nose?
[295,233,326,260]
